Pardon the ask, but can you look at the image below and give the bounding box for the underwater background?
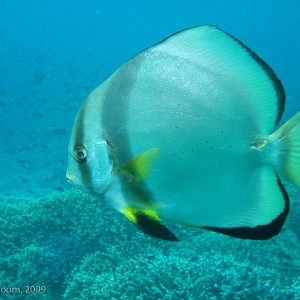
[1,0,300,299]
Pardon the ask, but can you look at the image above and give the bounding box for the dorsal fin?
[146,25,285,133]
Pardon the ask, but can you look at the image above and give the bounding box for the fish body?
[67,25,300,241]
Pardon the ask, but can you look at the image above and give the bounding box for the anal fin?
[123,207,178,241]
[203,172,289,240]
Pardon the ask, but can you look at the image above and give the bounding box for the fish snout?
[66,170,77,184]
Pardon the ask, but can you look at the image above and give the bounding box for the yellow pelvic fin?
[123,207,178,241]
[118,148,160,183]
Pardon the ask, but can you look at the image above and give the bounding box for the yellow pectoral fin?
[118,148,160,183]
[123,207,178,241]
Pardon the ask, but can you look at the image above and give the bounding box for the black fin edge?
[218,26,286,127]
[134,211,179,241]
[203,174,289,240]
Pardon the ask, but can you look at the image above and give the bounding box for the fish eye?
[74,147,87,162]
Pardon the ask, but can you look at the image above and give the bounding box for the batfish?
[66,25,300,241]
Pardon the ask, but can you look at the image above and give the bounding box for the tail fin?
[269,111,300,189]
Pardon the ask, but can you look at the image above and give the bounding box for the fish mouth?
[66,171,87,192]
[66,171,77,184]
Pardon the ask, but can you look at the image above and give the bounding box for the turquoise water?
[1,1,300,299]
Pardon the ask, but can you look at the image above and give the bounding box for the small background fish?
[1,1,300,299]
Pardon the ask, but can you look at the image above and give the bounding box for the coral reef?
[0,188,299,299]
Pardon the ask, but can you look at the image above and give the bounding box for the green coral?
[0,188,300,299]
[0,189,121,298]
[63,231,300,300]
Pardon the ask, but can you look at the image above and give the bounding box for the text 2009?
[25,286,47,293]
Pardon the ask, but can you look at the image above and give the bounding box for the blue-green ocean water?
[1,1,300,299]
